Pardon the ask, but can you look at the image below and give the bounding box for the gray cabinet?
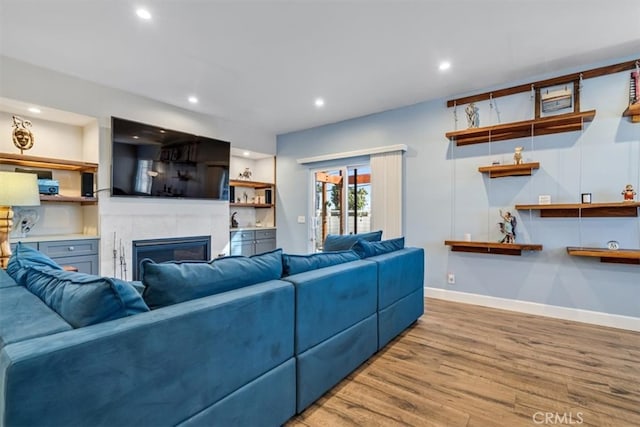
[11,238,99,275]
[230,229,276,256]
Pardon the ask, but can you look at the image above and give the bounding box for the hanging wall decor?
[12,116,35,154]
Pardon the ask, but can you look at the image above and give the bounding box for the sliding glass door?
[311,164,371,252]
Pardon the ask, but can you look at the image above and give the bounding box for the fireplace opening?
[132,235,211,280]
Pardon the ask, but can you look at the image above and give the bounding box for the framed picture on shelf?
[540,83,574,117]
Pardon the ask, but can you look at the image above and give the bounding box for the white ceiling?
[1,1,639,135]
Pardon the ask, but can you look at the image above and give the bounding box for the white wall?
[1,56,276,278]
[277,57,640,320]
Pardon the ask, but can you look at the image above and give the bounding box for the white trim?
[425,287,640,332]
[296,144,407,165]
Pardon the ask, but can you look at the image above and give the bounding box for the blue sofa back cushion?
[282,250,360,276]
[140,249,284,309]
[322,230,383,252]
[6,242,63,286]
[22,266,149,328]
[352,237,405,258]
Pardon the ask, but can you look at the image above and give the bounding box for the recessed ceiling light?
[243,151,251,157]
[188,96,199,104]
[136,8,152,20]
[439,61,451,71]
[28,107,41,114]
[314,98,325,108]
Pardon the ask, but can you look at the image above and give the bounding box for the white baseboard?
[425,287,640,332]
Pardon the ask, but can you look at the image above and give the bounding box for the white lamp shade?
[0,171,41,206]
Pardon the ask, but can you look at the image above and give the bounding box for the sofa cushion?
[352,237,405,258]
[282,250,359,276]
[6,242,63,286]
[140,249,283,309]
[21,267,149,328]
[322,230,383,252]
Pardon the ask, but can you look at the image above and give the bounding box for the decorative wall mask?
[12,116,35,154]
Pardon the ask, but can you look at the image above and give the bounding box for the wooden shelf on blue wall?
[478,162,540,178]
[567,247,640,265]
[445,110,596,146]
[516,202,640,217]
[445,240,543,256]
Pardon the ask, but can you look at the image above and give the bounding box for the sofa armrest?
[0,280,294,427]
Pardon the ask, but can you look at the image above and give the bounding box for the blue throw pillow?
[282,250,360,276]
[322,230,383,252]
[352,237,405,258]
[7,242,63,286]
[140,249,283,309]
[22,266,149,328]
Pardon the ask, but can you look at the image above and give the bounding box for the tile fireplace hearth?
[131,236,211,280]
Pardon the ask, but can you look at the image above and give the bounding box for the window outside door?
[311,164,371,252]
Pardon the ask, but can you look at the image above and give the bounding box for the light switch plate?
[297,216,306,224]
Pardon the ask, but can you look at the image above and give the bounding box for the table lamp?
[0,171,41,269]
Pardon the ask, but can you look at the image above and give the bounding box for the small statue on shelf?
[239,168,252,181]
[622,184,636,201]
[465,103,479,128]
[513,146,523,165]
[230,212,238,228]
[498,210,517,244]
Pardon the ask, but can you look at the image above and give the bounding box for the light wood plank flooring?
[287,298,640,427]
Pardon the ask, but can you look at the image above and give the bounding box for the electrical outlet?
[447,273,455,284]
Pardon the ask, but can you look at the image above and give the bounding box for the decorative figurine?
[12,115,35,154]
[239,168,252,180]
[513,146,523,165]
[242,191,248,203]
[465,103,479,128]
[498,210,517,244]
[622,184,636,201]
[230,212,239,228]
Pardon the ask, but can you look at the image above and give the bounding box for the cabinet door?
[231,241,255,256]
[255,238,276,255]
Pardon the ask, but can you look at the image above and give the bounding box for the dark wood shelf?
[230,203,273,208]
[0,152,98,172]
[40,195,98,205]
[445,110,596,146]
[623,103,640,123]
[478,162,540,178]
[444,240,543,256]
[567,247,640,265]
[515,201,640,217]
[230,179,274,189]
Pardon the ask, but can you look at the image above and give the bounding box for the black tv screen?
[111,117,230,200]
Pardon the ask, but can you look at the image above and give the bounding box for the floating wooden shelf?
[230,179,274,189]
[515,201,640,218]
[478,162,540,178]
[0,152,98,172]
[623,103,640,123]
[444,240,543,256]
[39,195,98,205]
[567,247,640,265]
[445,110,596,146]
[230,203,273,208]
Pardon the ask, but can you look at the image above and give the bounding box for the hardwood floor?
[287,298,640,427]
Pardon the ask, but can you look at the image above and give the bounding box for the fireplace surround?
[131,235,211,280]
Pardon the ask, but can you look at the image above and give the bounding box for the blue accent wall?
[277,58,640,318]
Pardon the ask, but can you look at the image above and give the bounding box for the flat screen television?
[111,117,230,200]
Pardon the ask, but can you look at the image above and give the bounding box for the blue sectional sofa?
[0,236,424,426]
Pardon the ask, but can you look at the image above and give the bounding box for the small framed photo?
[581,193,592,204]
[538,195,551,205]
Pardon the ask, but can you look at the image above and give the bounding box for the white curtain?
[370,150,403,238]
